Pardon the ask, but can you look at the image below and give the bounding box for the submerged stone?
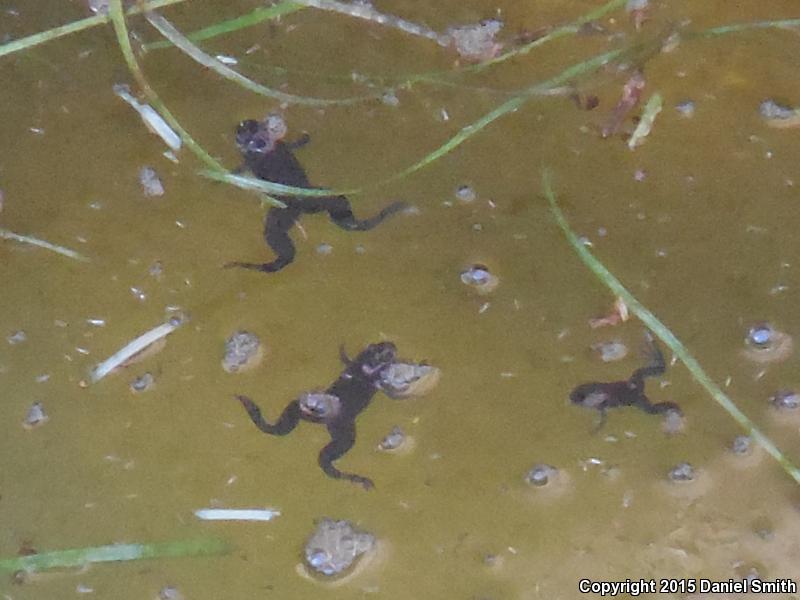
[139,166,165,197]
[730,434,752,455]
[222,331,263,373]
[130,372,155,393]
[23,402,48,429]
[460,264,499,295]
[668,462,694,482]
[525,463,558,487]
[447,20,503,62]
[591,340,628,362]
[304,518,375,577]
[770,389,800,410]
[377,425,406,451]
[378,362,440,399]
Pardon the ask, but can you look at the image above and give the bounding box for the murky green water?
[2,0,800,598]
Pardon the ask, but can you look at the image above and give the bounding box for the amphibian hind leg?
[634,396,682,415]
[224,207,298,273]
[236,395,301,435]
[325,196,408,231]
[629,331,666,392]
[319,421,374,490]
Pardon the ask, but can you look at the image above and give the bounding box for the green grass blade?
[0,0,186,60]
[0,538,229,572]
[454,0,627,75]
[379,46,625,186]
[107,0,222,172]
[541,170,800,485]
[0,228,90,262]
[400,0,627,86]
[145,11,381,106]
[144,1,305,51]
[199,170,333,200]
[699,18,800,37]
[108,0,285,208]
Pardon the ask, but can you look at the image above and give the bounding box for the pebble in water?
[759,99,796,121]
[741,322,793,363]
[7,330,27,345]
[22,402,48,429]
[381,91,399,107]
[316,243,333,255]
[158,586,184,600]
[447,20,503,62]
[668,462,694,482]
[87,0,109,14]
[378,362,440,399]
[304,518,375,577]
[747,322,775,348]
[221,331,263,373]
[675,100,695,118]
[661,408,685,435]
[730,435,752,456]
[460,264,499,295]
[377,425,406,451]
[455,184,476,203]
[770,389,799,410]
[148,260,164,279]
[130,372,155,393]
[139,166,165,197]
[590,340,628,362]
[524,464,558,487]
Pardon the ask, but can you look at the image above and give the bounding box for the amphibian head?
[356,342,398,378]
[235,115,287,155]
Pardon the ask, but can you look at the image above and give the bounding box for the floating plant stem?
[627,91,662,149]
[436,0,628,79]
[541,170,800,485]
[108,0,258,187]
[144,1,305,50]
[199,170,333,202]
[113,83,182,151]
[0,538,228,573]
[698,18,800,37]
[145,11,382,107]
[87,315,187,384]
[295,0,449,45]
[202,46,625,199]
[0,228,90,262]
[108,0,288,208]
[391,0,626,88]
[195,508,281,522]
[378,46,626,186]
[0,0,186,60]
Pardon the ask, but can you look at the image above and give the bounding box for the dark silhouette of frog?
[225,118,408,273]
[236,341,398,490]
[570,332,681,430]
